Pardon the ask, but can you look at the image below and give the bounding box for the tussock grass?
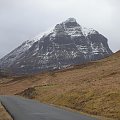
[0,103,13,120]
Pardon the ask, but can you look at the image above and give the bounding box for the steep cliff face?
[0,18,112,74]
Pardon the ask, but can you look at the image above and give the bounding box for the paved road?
[0,96,97,120]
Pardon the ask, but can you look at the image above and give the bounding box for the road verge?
[0,102,13,120]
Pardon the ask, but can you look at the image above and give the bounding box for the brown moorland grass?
[0,51,120,119]
[0,103,13,120]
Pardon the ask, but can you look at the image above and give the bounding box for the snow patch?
[31,28,54,42]
[82,27,98,36]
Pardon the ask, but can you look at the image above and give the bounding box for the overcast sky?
[0,0,120,58]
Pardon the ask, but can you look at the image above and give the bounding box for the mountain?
[0,18,112,74]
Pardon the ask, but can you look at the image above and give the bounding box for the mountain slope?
[0,40,35,68]
[0,18,112,74]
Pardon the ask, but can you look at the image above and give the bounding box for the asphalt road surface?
[0,96,97,120]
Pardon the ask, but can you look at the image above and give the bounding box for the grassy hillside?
[0,51,120,119]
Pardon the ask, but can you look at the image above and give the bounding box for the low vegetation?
[0,103,13,120]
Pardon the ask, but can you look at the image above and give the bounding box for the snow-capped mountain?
[0,18,112,74]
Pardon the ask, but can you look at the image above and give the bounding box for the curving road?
[0,96,97,120]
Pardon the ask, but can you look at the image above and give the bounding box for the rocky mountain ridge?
[0,18,112,74]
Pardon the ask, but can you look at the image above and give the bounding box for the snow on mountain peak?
[29,18,98,42]
[30,28,54,42]
[82,27,99,36]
